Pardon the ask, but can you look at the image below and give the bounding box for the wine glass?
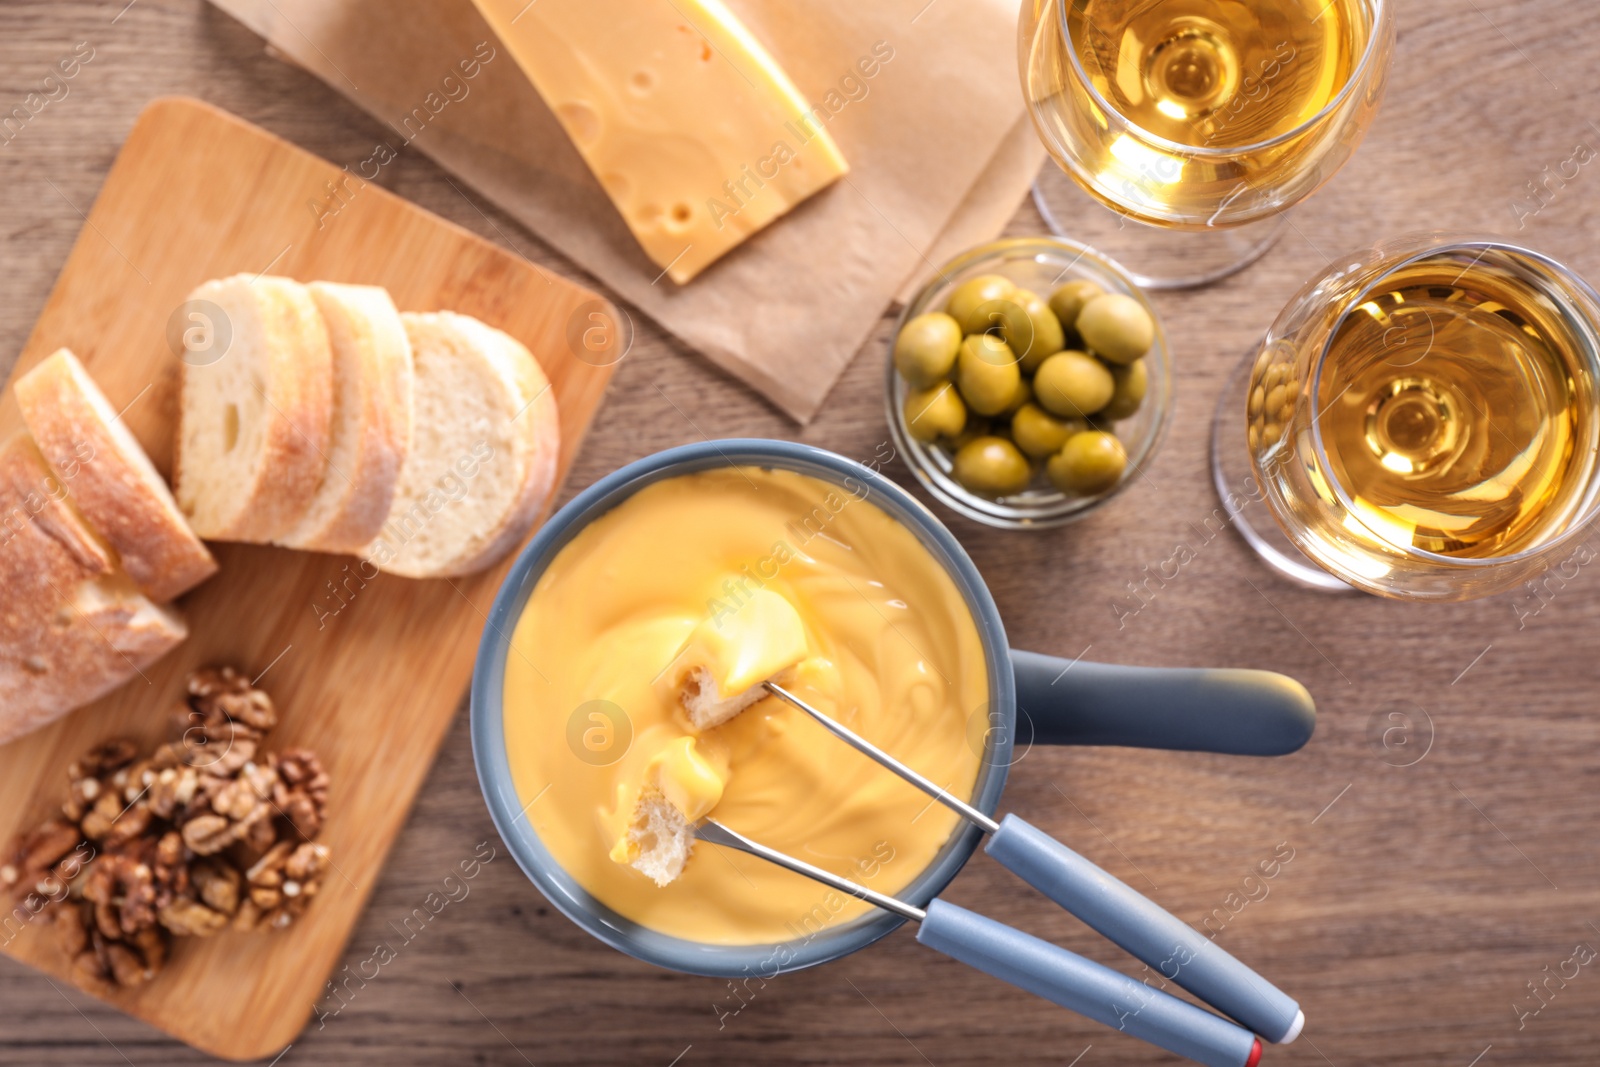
[1211,233,1600,601]
[1019,0,1394,289]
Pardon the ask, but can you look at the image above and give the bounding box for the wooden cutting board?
[0,97,618,1060]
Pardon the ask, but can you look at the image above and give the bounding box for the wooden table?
[4,2,1600,1064]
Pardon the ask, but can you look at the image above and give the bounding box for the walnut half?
[55,900,169,991]
[237,841,332,931]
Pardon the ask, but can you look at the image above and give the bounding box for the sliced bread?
[448,315,560,576]
[173,274,333,543]
[362,311,559,578]
[277,282,415,554]
[14,348,216,602]
[0,433,187,746]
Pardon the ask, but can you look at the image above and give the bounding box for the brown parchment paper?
[205,0,1044,421]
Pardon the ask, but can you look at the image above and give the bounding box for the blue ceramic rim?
[470,439,1016,978]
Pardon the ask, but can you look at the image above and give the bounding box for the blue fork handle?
[987,814,1303,1044]
[918,899,1262,1067]
[1011,650,1315,755]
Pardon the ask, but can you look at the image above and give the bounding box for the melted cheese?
[502,467,987,944]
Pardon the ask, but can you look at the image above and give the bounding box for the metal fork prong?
[695,819,926,922]
[762,681,1000,835]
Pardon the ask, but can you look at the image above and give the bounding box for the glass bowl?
[885,236,1173,529]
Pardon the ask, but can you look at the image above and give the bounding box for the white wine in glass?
[1020,0,1393,287]
[1218,234,1600,600]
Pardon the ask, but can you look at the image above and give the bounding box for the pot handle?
[916,899,1262,1067]
[1010,650,1315,756]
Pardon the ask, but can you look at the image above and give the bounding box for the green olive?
[956,334,1022,416]
[953,435,1031,497]
[893,312,962,388]
[969,299,1025,344]
[990,290,1066,372]
[1011,403,1087,459]
[1101,359,1149,420]
[1076,293,1154,365]
[982,294,1026,345]
[1047,431,1127,495]
[1022,293,1068,372]
[946,274,1018,336]
[1047,279,1105,334]
[902,381,967,443]
[1033,350,1114,418]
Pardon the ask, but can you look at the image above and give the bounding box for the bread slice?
[173,274,333,543]
[277,283,415,554]
[362,312,559,578]
[14,348,216,602]
[0,433,187,745]
[448,317,561,576]
[622,790,694,888]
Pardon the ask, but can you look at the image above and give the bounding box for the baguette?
[277,283,414,554]
[14,348,216,602]
[173,274,334,542]
[0,433,187,745]
[362,312,559,578]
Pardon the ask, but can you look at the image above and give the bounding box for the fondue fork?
[761,681,1304,1047]
[696,819,1264,1067]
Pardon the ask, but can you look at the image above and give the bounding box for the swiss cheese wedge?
[472,0,849,283]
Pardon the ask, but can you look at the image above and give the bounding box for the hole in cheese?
[222,403,239,453]
[555,100,601,146]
